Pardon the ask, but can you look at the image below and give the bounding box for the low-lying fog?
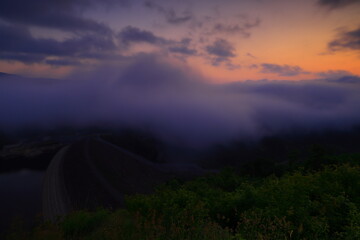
[1,54,360,148]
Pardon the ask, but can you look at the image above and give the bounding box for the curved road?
[43,138,207,221]
[43,146,72,222]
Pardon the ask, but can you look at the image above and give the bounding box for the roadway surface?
[43,138,206,221]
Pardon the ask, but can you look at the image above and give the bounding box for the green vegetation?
[6,152,360,239]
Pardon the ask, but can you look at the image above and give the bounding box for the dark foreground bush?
[6,162,360,239]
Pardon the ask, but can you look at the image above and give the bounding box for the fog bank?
[1,54,360,147]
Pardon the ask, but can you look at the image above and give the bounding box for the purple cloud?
[205,39,238,68]
[206,39,236,58]
[260,63,309,76]
[0,0,124,34]
[328,27,360,52]
[118,26,169,46]
[0,23,116,65]
[317,0,360,9]
[144,1,193,25]
[317,70,353,79]
[212,18,261,38]
[168,46,197,55]
[118,26,197,57]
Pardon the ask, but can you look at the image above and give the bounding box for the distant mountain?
[0,72,17,78]
[0,72,60,84]
[332,75,360,83]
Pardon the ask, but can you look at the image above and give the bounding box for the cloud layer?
[259,63,309,77]
[1,54,359,147]
[0,0,122,33]
[317,0,360,9]
[144,1,193,25]
[0,0,262,70]
[328,27,360,52]
[0,23,116,64]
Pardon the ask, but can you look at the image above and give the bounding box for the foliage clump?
[6,154,360,239]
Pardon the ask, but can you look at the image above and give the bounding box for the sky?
[1,0,360,148]
[0,0,359,82]
[1,54,360,147]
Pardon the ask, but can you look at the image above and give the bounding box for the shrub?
[7,154,360,239]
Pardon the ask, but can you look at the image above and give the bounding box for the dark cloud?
[144,1,193,24]
[0,0,125,34]
[317,70,353,79]
[317,0,360,9]
[118,26,197,57]
[205,39,238,69]
[212,18,261,38]
[168,46,197,55]
[118,26,169,46]
[0,72,15,77]
[118,26,240,65]
[260,63,309,76]
[326,75,360,83]
[0,24,58,56]
[167,38,197,56]
[206,39,236,58]
[0,53,45,64]
[0,0,125,65]
[0,0,258,69]
[328,27,360,52]
[0,23,116,65]
[45,59,82,66]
